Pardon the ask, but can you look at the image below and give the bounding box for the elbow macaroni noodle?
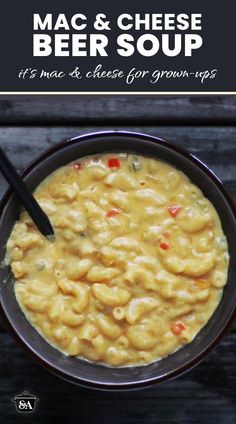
[6,153,229,366]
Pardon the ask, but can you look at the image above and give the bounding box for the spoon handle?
[0,147,54,239]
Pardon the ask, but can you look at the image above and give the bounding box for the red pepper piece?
[106,209,120,217]
[171,322,186,335]
[168,205,181,218]
[160,241,170,250]
[108,158,120,168]
[73,163,82,171]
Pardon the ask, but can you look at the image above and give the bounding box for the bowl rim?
[0,130,236,391]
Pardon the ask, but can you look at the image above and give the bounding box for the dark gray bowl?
[0,131,236,390]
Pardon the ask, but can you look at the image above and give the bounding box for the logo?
[11,391,39,413]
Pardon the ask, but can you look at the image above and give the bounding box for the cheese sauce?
[6,153,229,366]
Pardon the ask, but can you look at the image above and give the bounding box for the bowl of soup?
[0,131,235,390]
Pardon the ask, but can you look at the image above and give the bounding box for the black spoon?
[0,147,54,239]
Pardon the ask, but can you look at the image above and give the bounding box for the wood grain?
[1,97,236,124]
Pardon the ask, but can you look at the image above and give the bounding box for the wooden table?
[0,97,235,423]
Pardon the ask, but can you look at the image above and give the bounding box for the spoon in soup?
[0,147,54,239]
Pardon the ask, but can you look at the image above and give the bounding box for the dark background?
[0,0,235,92]
[0,96,236,422]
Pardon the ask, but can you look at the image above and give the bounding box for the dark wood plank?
[0,330,235,423]
[1,96,236,125]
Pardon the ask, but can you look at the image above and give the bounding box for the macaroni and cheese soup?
[6,153,229,366]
